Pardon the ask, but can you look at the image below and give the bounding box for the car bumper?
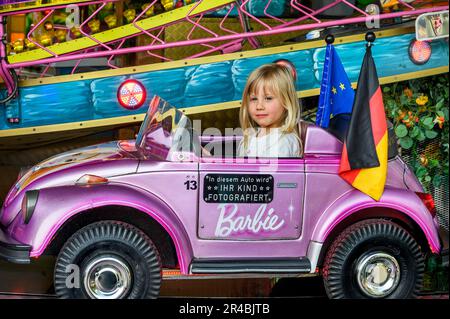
[0,224,31,264]
[438,225,448,267]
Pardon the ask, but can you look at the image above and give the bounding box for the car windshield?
[135,95,196,160]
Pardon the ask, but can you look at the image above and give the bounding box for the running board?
[190,258,311,274]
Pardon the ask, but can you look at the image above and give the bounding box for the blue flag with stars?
[316,44,355,128]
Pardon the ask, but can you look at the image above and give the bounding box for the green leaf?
[417,130,426,142]
[395,125,408,138]
[387,99,396,108]
[409,126,420,138]
[400,95,408,105]
[399,136,413,149]
[383,86,391,93]
[425,176,432,182]
[428,159,439,168]
[443,108,449,121]
[425,130,438,139]
[437,111,445,118]
[415,166,427,178]
[422,117,434,126]
[435,98,444,109]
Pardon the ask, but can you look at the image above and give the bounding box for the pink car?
[0,96,447,299]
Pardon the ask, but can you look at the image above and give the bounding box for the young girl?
[238,63,302,158]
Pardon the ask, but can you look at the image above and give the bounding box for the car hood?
[4,141,139,207]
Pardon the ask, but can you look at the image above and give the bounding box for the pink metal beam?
[6,5,448,69]
[79,2,112,51]
[291,0,322,23]
[398,0,416,10]
[187,39,243,59]
[274,0,358,30]
[240,0,272,30]
[0,60,14,94]
[236,4,260,49]
[71,51,86,74]
[342,0,369,16]
[106,40,124,69]
[265,0,287,25]
[186,0,219,38]
[132,0,166,45]
[40,63,52,78]
[145,27,172,62]
[187,13,216,49]
[219,3,239,35]
[0,21,15,93]
[26,9,58,58]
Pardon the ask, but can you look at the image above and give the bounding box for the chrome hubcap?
[83,256,132,299]
[356,252,401,298]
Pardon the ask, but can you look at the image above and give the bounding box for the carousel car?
[0,95,447,299]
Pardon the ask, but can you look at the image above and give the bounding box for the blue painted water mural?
[0,92,5,126]
[132,68,187,107]
[184,61,234,106]
[232,49,316,100]
[4,81,91,128]
[1,33,448,130]
[91,75,128,119]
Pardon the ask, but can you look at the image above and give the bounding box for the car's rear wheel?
[322,219,425,299]
[54,221,162,299]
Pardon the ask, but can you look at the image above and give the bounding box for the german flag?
[339,45,388,201]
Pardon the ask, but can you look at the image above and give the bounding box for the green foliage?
[383,75,449,189]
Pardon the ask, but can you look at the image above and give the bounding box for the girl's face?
[248,85,285,129]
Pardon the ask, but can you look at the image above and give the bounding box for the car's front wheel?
[54,221,162,299]
[322,219,425,299]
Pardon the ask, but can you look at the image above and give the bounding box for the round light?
[409,40,432,65]
[273,59,297,81]
[117,79,147,110]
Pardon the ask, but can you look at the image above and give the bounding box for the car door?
[198,157,305,242]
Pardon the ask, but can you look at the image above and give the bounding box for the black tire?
[54,221,162,299]
[322,219,424,299]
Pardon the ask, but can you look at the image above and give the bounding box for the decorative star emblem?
[214,186,218,190]
[288,204,294,214]
[339,83,345,90]
[208,186,212,190]
[332,86,337,94]
[288,198,294,221]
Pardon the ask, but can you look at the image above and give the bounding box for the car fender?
[311,186,441,254]
[9,183,194,274]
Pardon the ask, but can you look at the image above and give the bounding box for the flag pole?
[325,34,335,45]
[365,31,376,47]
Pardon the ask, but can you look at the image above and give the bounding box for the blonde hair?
[239,63,303,154]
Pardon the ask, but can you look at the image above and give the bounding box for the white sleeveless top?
[238,128,300,158]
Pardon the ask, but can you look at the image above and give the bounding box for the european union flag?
[316,44,355,128]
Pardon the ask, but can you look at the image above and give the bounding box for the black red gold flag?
[339,44,388,201]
